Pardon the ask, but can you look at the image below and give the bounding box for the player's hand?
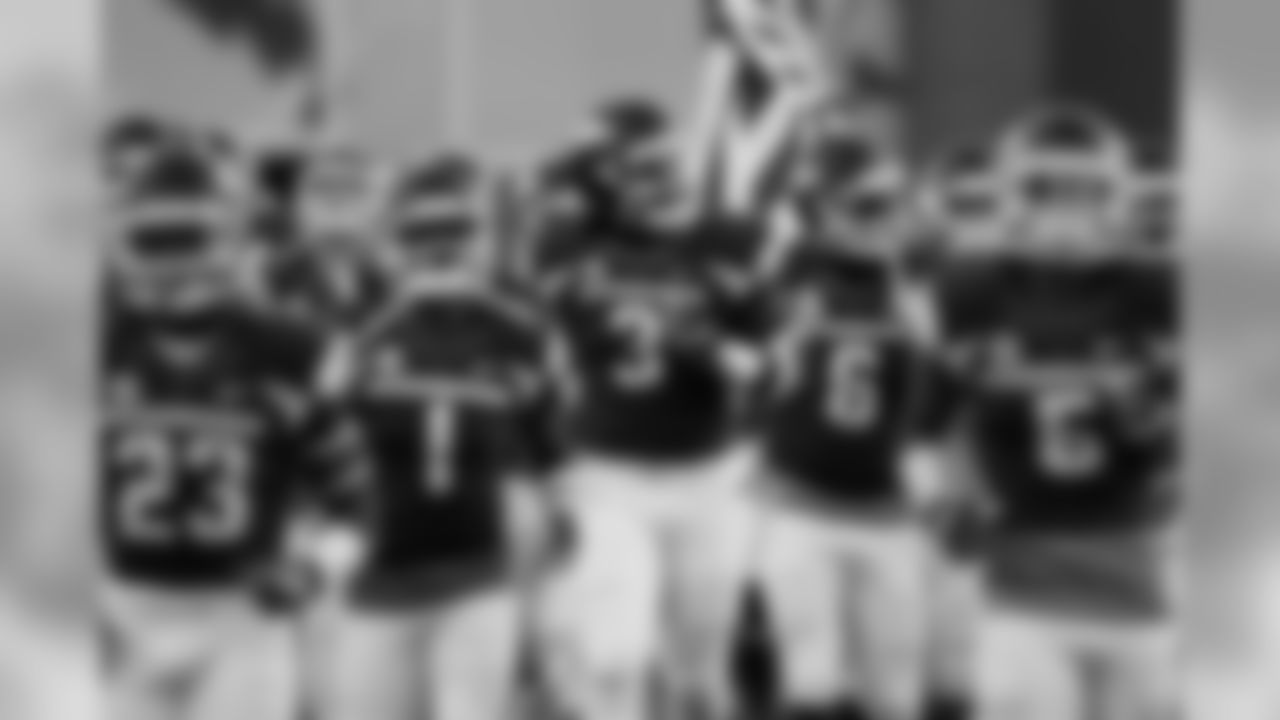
[504,480,575,580]
[251,558,322,616]
[927,501,992,562]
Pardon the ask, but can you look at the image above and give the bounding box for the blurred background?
[3,0,1280,717]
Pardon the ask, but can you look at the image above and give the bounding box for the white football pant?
[553,444,761,719]
[924,548,984,702]
[535,497,664,720]
[102,582,299,720]
[313,584,522,720]
[754,487,932,719]
[975,604,1179,720]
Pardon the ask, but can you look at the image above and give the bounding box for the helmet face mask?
[113,200,240,312]
[111,144,242,312]
[386,156,496,288]
[936,189,1010,253]
[997,106,1135,258]
[606,136,690,233]
[817,187,900,254]
[1017,166,1120,255]
[392,210,489,281]
[814,156,912,259]
[105,113,179,189]
[299,197,376,246]
[916,145,1014,254]
[296,145,383,246]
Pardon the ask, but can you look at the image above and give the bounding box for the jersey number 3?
[113,430,252,547]
[610,305,667,390]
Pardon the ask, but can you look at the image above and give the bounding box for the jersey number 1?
[423,401,458,497]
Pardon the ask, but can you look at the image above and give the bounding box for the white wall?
[109,0,701,158]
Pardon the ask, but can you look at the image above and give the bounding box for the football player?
[248,141,307,250]
[912,143,1016,720]
[531,126,774,720]
[264,139,390,333]
[100,143,327,720]
[524,99,674,277]
[309,154,572,720]
[916,145,1015,258]
[939,108,1180,720]
[104,112,188,191]
[753,151,950,720]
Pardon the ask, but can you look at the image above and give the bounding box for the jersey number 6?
[1034,390,1103,481]
[825,342,880,431]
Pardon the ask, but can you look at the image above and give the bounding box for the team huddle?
[98,97,1178,720]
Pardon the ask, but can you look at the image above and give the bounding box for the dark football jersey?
[546,222,768,462]
[334,287,564,588]
[99,302,324,588]
[941,255,1178,532]
[762,245,946,506]
[268,243,388,332]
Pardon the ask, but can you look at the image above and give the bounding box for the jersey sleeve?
[1125,260,1179,353]
[255,317,366,521]
[701,221,778,345]
[907,348,971,443]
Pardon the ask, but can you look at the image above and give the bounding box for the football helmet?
[1127,143,1177,250]
[605,134,693,232]
[536,146,609,232]
[997,105,1135,256]
[383,153,497,287]
[791,101,902,223]
[793,111,878,204]
[104,112,183,192]
[249,143,307,245]
[295,140,386,244]
[596,96,670,151]
[111,144,240,310]
[810,147,914,258]
[918,145,1013,254]
[1128,169,1176,250]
